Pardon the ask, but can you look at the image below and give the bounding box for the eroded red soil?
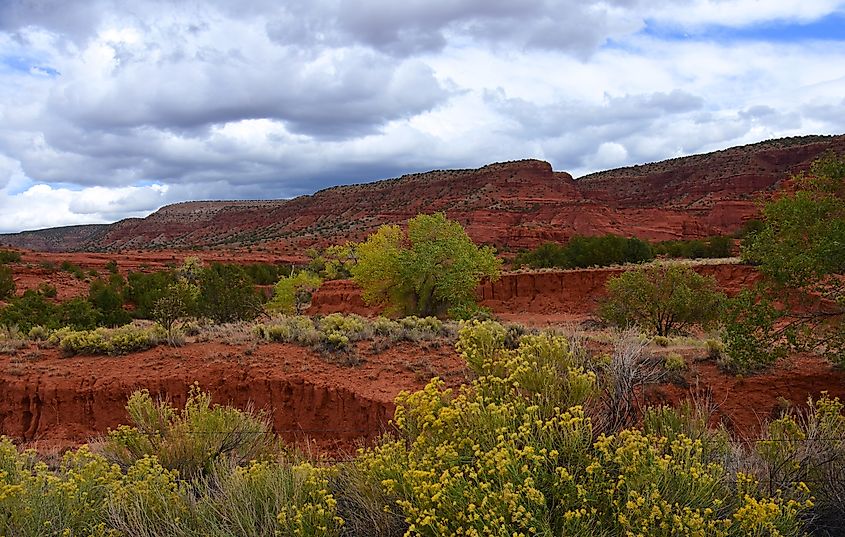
[0,340,467,455]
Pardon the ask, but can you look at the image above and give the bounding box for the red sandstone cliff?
[2,135,843,253]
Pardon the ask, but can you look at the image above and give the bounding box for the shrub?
[664,352,687,371]
[89,278,131,327]
[358,321,807,536]
[749,394,845,535]
[267,271,323,315]
[100,386,276,481]
[0,250,21,264]
[653,335,670,347]
[52,325,163,356]
[56,297,102,330]
[255,316,321,346]
[0,290,56,333]
[36,282,57,298]
[514,234,655,269]
[599,263,725,336]
[197,263,262,323]
[60,260,86,279]
[653,236,733,259]
[0,266,14,300]
[152,281,198,341]
[124,270,175,319]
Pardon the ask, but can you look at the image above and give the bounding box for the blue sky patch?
[1,55,60,76]
[642,12,845,43]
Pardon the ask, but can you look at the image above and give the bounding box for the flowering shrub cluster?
[2,321,842,535]
[47,325,165,356]
[353,321,814,536]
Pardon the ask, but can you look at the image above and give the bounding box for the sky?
[0,0,844,233]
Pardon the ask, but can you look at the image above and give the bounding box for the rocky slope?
[2,135,843,253]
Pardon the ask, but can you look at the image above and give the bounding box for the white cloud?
[0,0,844,232]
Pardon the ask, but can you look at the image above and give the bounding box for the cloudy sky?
[1,0,844,232]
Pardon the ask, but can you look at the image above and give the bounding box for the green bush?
[60,260,86,279]
[197,263,262,323]
[124,270,176,319]
[599,264,725,336]
[36,282,57,298]
[0,266,14,301]
[0,290,55,332]
[0,250,21,264]
[101,386,276,480]
[255,316,321,346]
[664,352,687,371]
[514,234,655,269]
[89,278,131,327]
[653,236,733,259]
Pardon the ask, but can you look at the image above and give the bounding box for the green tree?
[724,153,845,369]
[599,264,725,336]
[56,297,101,330]
[0,265,15,300]
[197,263,262,323]
[351,213,501,317]
[267,271,323,315]
[152,281,198,340]
[89,278,131,327]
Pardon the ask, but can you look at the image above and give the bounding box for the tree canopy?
[599,263,725,336]
[723,153,845,370]
[351,213,501,317]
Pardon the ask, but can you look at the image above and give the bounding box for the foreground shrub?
[750,394,845,536]
[51,325,163,356]
[100,386,277,481]
[356,321,808,536]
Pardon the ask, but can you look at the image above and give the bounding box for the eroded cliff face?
[0,373,391,448]
[308,263,762,317]
[3,135,843,253]
[0,341,467,452]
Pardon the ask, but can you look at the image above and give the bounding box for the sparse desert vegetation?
[0,153,844,536]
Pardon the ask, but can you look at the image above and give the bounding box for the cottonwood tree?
[352,213,501,317]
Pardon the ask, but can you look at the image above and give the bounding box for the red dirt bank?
[308,262,762,320]
[0,341,467,454]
